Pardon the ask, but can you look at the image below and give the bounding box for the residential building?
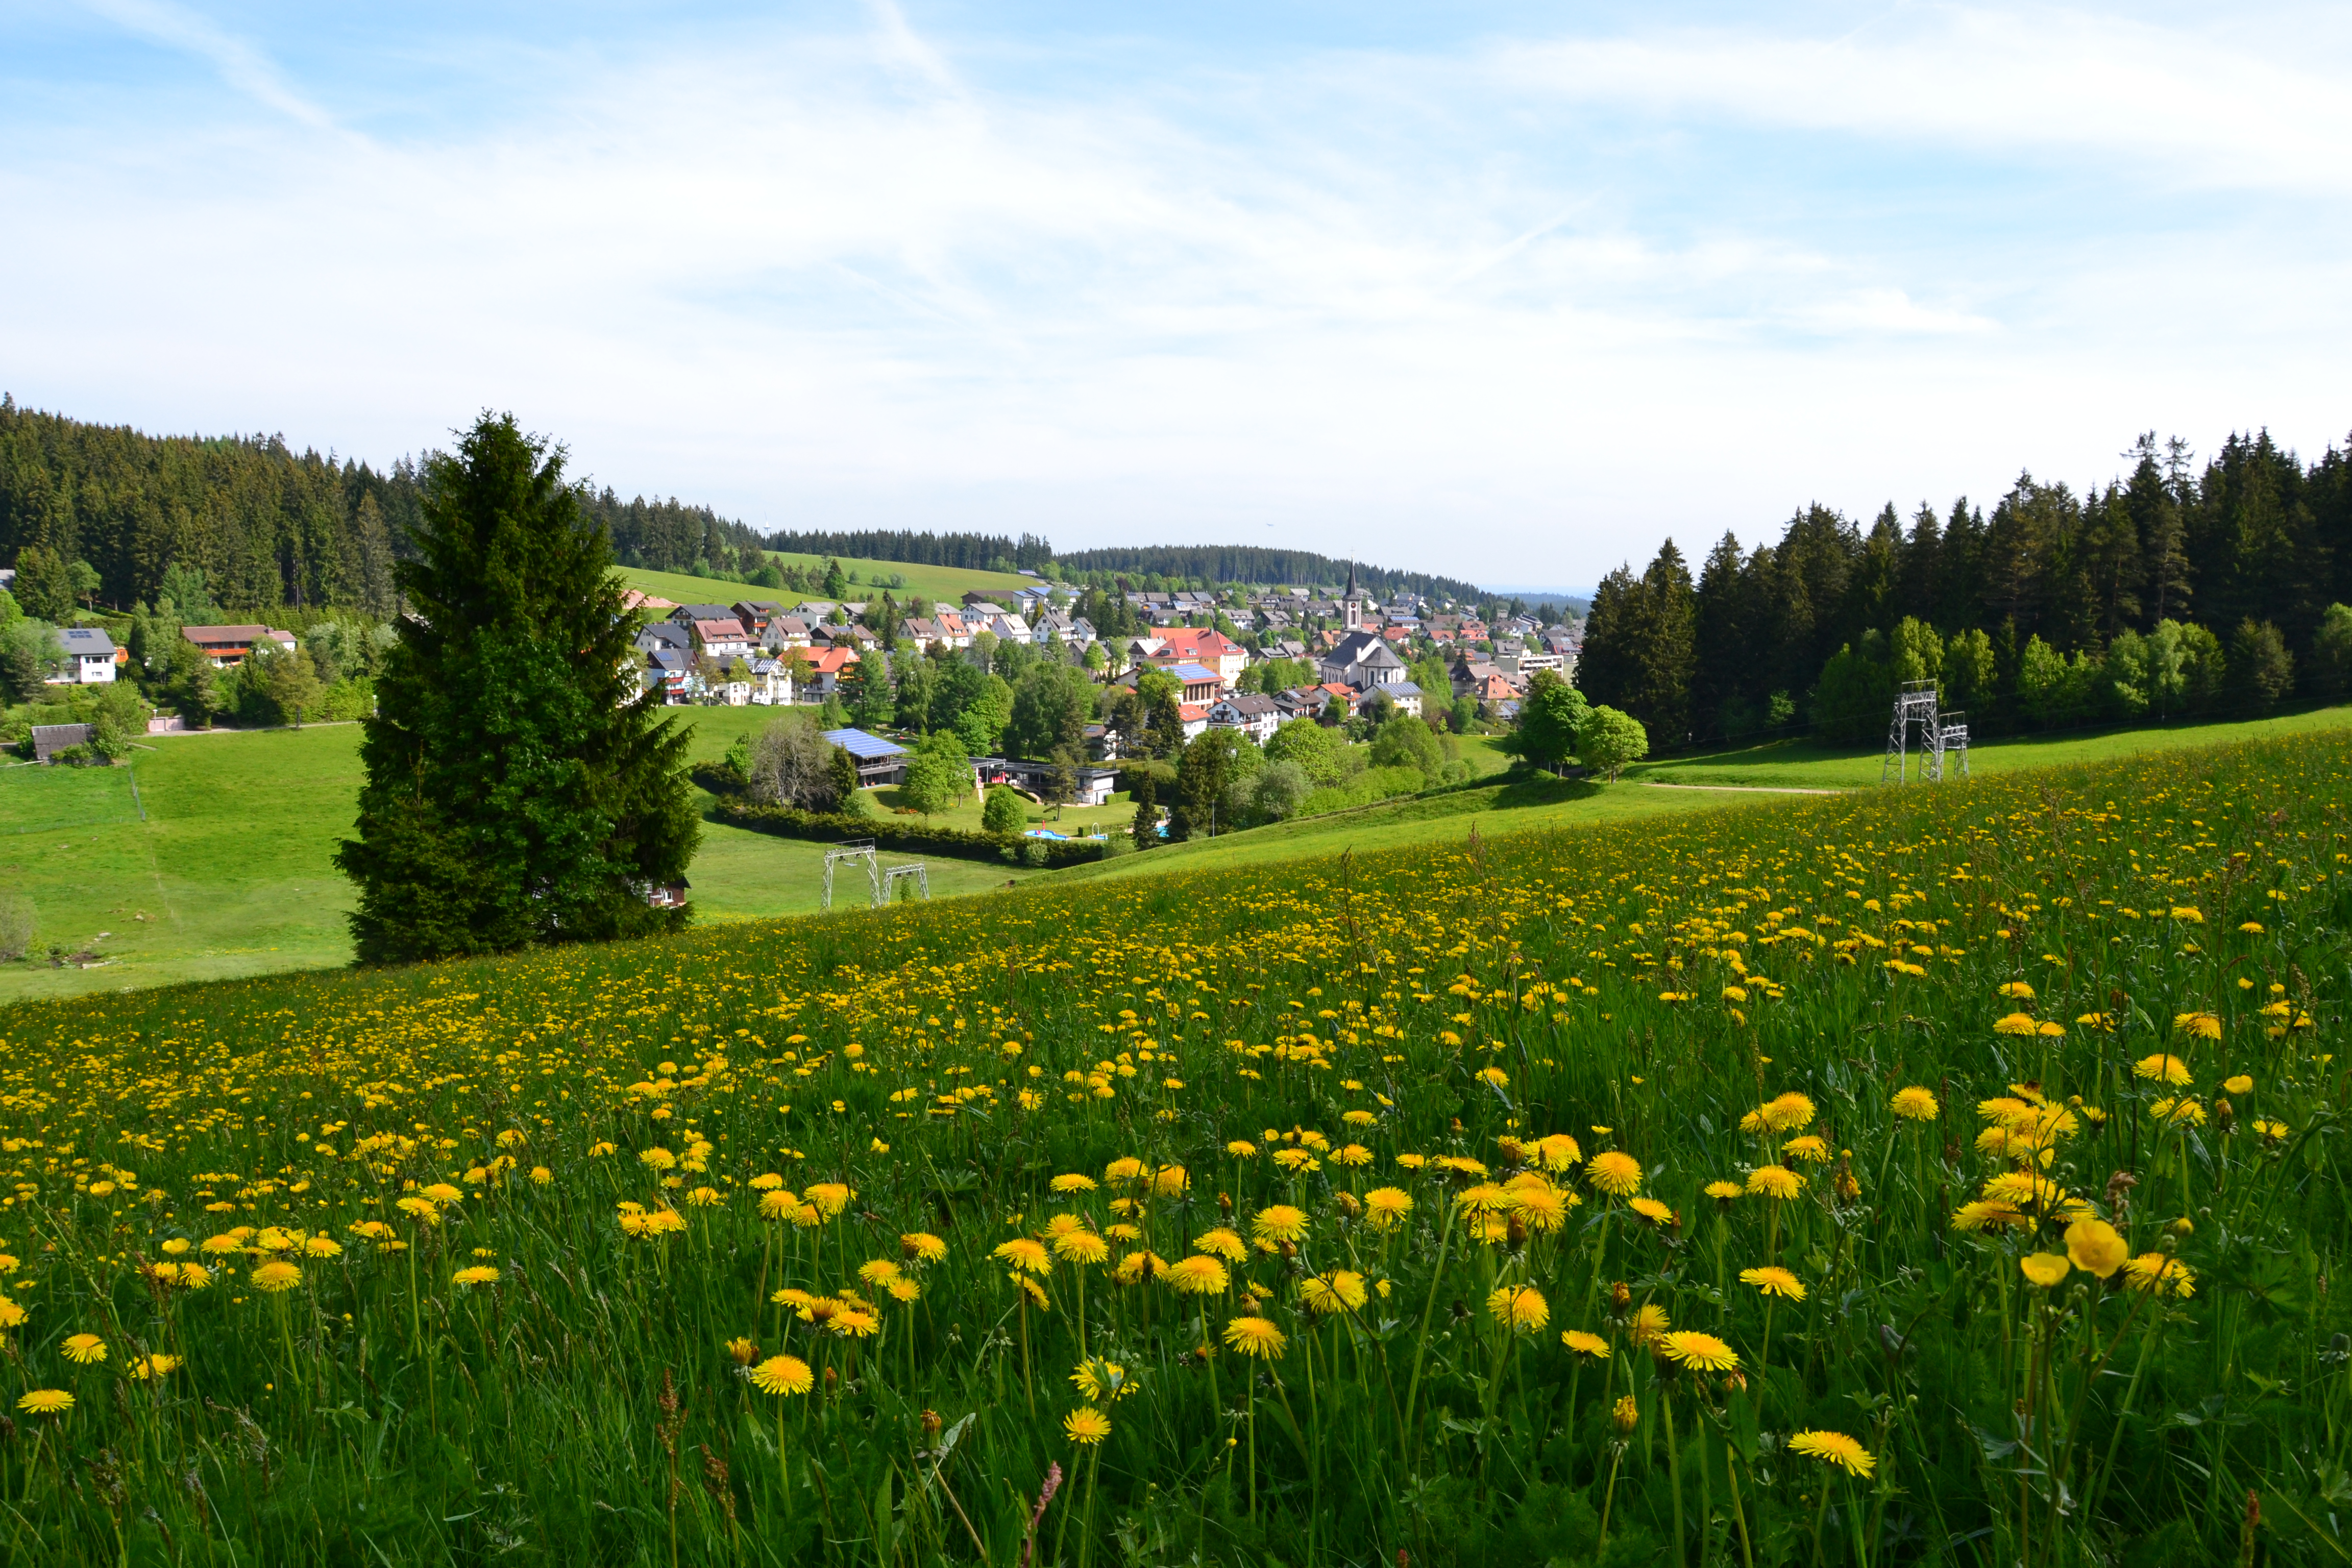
[645,647,696,702]
[1167,663,1223,704]
[181,625,296,667]
[1206,692,1281,744]
[823,727,909,787]
[801,646,861,698]
[56,627,121,684]
[688,617,755,662]
[762,616,814,651]
[1152,627,1246,684]
[1177,702,1211,741]
[974,755,1119,807]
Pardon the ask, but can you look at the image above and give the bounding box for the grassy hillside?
[11,706,2347,1002]
[0,728,2340,1564]
[0,711,1046,1002]
[619,552,1043,611]
[1627,703,2352,789]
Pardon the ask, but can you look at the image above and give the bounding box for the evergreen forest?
[1577,431,2352,746]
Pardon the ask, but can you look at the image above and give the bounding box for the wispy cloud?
[77,0,338,129]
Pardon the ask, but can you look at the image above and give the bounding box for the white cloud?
[5,3,2346,581]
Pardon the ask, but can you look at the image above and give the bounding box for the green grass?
[17,704,2350,1003]
[619,551,1043,612]
[0,725,2341,1564]
[0,708,1047,1003]
[1626,702,2352,789]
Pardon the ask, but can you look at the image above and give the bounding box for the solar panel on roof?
[822,728,908,760]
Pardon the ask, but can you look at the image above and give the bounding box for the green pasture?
[619,552,1043,612]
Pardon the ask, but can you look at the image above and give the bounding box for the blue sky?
[4,2,2347,585]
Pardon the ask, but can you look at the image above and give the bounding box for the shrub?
[982,786,1028,836]
[1578,705,1648,778]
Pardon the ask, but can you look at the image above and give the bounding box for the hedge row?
[710,799,1109,868]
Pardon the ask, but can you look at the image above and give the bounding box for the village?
[619,566,1581,798]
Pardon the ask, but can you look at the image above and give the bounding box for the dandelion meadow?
[0,732,2345,1564]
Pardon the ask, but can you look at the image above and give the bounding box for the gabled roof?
[61,627,118,655]
[676,604,737,621]
[805,646,861,672]
[1213,693,1281,717]
[691,618,749,642]
[1169,663,1221,684]
[823,728,908,760]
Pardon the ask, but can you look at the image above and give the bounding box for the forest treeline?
[1050,545,1490,606]
[0,399,768,614]
[765,529,1055,574]
[1578,430,2352,747]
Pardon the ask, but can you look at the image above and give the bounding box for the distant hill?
[1044,544,1490,605]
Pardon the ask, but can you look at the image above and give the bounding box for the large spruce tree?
[336,413,698,964]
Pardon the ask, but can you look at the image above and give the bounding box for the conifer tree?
[336,413,698,964]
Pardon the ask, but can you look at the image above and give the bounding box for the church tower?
[1343,562,1363,630]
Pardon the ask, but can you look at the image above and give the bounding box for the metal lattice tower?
[884,863,930,902]
[1931,713,1970,781]
[1882,680,1941,784]
[822,841,879,910]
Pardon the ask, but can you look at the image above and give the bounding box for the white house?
[1206,692,1281,744]
[56,627,120,684]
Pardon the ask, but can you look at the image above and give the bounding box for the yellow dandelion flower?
[1994,1012,2040,1037]
[250,1261,304,1293]
[1251,1206,1310,1244]
[452,1265,502,1288]
[994,1238,1051,1276]
[1050,1173,1098,1195]
[1738,1266,1805,1300]
[1661,1331,1739,1371]
[1300,1271,1368,1315]
[1222,1316,1286,1360]
[1064,1406,1112,1445]
[1535,1134,1583,1171]
[1788,1430,1876,1477]
[61,1333,107,1365]
[1628,1196,1676,1228]
[1561,1329,1611,1359]
[1487,1285,1550,1332]
[1363,1188,1414,1231]
[16,1389,72,1416]
[1193,1227,1248,1262]
[1703,1180,1742,1203]
[1165,1255,1229,1295]
[2133,1054,2193,1086]
[1628,1303,1671,1349]
[1070,1358,1134,1403]
[2222,1074,2252,1096]
[1998,981,2036,999]
[1891,1086,1940,1120]
[2173,1012,2222,1041]
[750,1355,814,1395]
[128,1353,181,1381]
[2123,1254,2196,1297]
[1612,1394,1638,1433]
[1053,1231,1111,1266]
[901,1232,948,1265]
[1746,1166,1803,1200]
[1586,1152,1643,1196]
